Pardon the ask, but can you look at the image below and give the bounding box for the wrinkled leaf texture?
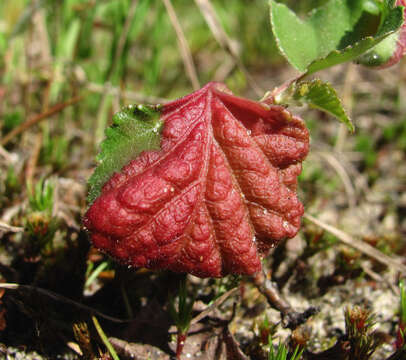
[84,83,309,278]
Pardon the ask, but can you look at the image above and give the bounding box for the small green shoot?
[5,165,20,195]
[92,315,120,360]
[27,179,54,215]
[268,336,303,360]
[396,279,406,349]
[168,279,195,359]
[85,260,109,289]
[257,315,278,346]
[25,179,57,256]
[275,79,354,133]
[344,306,382,359]
[399,280,406,327]
[40,134,69,170]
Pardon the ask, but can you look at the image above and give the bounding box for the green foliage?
[257,315,278,346]
[92,316,120,360]
[268,337,303,360]
[344,306,383,359]
[85,260,110,290]
[383,118,406,150]
[168,280,195,335]
[400,280,406,327]
[40,133,69,170]
[88,104,164,203]
[357,30,399,66]
[27,178,54,215]
[269,0,404,74]
[355,134,377,168]
[5,165,20,195]
[276,79,354,132]
[25,179,58,255]
[3,109,24,133]
[358,0,406,66]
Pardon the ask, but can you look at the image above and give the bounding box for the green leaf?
[276,80,354,132]
[88,104,164,203]
[269,0,404,74]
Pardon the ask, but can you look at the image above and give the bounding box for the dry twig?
[304,213,406,275]
[0,96,83,146]
[0,221,24,234]
[316,151,356,208]
[190,287,238,325]
[162,0,200,90]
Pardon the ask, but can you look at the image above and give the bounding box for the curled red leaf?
[84,82,309,278]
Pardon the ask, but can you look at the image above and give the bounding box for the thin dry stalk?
[0,221,24,233]
[194,0,263,96]
[0,96,83,146]
[25,132,43,184]
[190,287,238,325]
[304,213,406,275]
[0,146,15,164]
[316,151,356,208]
[162,0,200,90]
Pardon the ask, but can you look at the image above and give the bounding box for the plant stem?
[92,316,120,360]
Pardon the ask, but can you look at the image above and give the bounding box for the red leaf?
[84,83,309,278]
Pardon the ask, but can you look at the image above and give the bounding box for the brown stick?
[0,221,24,233]
[304,213,406,275]
[190,287,238,325]
[25,132,43,184]
[1,96,82,146]
[252,270,318,329]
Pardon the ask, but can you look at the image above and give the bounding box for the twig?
[162,0,200,90]
[0,96,83,146]
[304,213,406,275]
[0,146,14,163]
[194,0,263,96]
[222,326,250,360]
[86,82,168,104]
[190,287,238,325]
[0,282,132,323]
[361,261,399,295]
[0,221,24,233]
[252,271,318,329]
